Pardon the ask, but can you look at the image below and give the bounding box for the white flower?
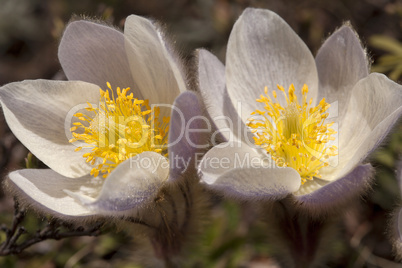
[0,15,201,220]
[197,8,402,212]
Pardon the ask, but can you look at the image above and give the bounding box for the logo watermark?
[64,99,340,174]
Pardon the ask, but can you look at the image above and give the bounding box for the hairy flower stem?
[265,198,340,267]
[149,179,207,267]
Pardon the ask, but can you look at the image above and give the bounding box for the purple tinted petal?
[295,164,374,215]
[168,91,209,180]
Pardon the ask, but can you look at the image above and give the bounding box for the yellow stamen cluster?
[248,84,338,184]
[70,82,169,178]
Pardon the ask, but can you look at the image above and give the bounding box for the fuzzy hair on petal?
[293,164,374,217]
[124,15,186,115]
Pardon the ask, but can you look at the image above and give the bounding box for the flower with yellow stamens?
[70,83,169,178]
[0,15,199,220]
[197,8,402,213]
[248,84,338,184]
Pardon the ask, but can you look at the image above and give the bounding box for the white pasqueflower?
[0,15,201,220]
[197,8,402,212]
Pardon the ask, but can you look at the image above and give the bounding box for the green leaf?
[377,54,402,66]
[389,65,402,81]
[370,35,402,55]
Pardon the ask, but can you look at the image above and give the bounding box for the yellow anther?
[248,84,338,184]
[70,83,169,178]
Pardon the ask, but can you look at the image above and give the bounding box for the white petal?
[315,25,369,126]
[58,20,140,97]
[199,141,263,182]
[124,15,186,113]
[199,142,301,200]
[69,152,169,213]
[209,167,301,200]
[226,8,318,123]
[333,106,402,181]
[197,49,250,143]
[197,49,228,141]
[0,80,100,177]
[294,164,373,215]
[168,91,209,180]
[8,169,102,217]
[293,179,327,196]
[321,73,402,180]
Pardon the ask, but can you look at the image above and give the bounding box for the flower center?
[248,84,338,184]
[70,82,169,178]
